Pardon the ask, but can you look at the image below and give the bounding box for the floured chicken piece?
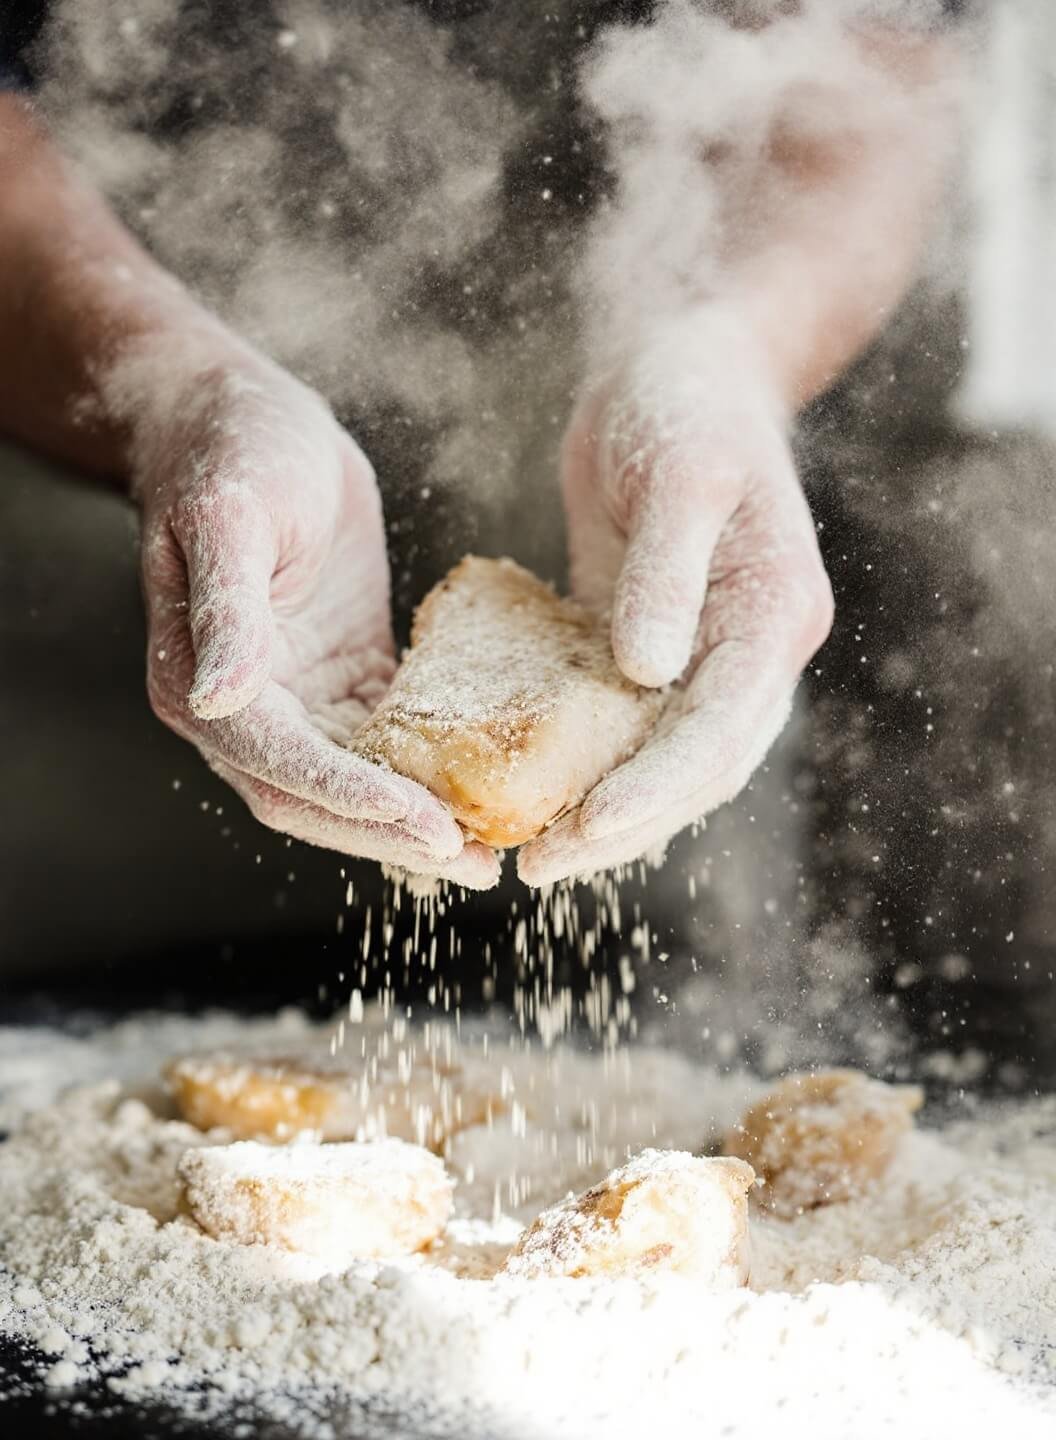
[166,1050,501,1151]
[178,1139,453,1263]
[348,556,664,847]
[502,1149,755,1284]
[726,1069,923,1218]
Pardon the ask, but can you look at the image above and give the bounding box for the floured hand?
[127,341,498,889]
[518,314,833,886]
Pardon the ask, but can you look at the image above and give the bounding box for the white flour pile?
[1,1009,1055,1440]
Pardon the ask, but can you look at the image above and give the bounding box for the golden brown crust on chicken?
[349,556,664,847]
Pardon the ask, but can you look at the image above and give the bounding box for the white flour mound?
[1,1010,1055,1440]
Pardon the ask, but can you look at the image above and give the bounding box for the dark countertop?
[0,1337,440,1440]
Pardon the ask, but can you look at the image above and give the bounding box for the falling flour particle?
[0,1011,1055,1440]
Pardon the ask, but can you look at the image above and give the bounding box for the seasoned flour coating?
[349,556,664,846]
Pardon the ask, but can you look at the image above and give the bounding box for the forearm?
[591,26,965,420]
[723,30,964,412]
[0,95,234,479]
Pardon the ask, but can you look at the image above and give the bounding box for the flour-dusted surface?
[1,1010,1055,1440]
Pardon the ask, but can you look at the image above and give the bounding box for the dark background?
[2,9,1053,1435]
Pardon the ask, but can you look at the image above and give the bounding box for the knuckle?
[783,560,834,658]
[813,579,836,646]
[340,434,377,490]
[172,482,262,542]
[170,489,214,538]
[712,553,832,661]
[800,563,836,653]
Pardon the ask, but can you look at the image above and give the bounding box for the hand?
[518,315,833,886]
[130,342,499,889]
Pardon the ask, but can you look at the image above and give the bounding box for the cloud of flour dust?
[34,0,1055,1062]
[32,0,964,565]
[574,0,967,367]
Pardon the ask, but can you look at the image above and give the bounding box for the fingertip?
[438,842,502,890]
[515,857,546,889]
[188,601,274,721]
[399,794,465,862]
[189,668,268,721]
[514,849,544,888]
[613,491,714,687]
[578,780,627,841]
[395,841,500,891]
[515,813,580,889]
[517,852,571,890]
[612,609,691,689]
[189,650,270,721]
[189,693,234,722]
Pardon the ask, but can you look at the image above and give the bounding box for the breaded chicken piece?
[726,1069,923,1217]
[503,1149,755,1284]
[348,556,664,847]
[178,1139,453,1263]
[166,1049,501,1152]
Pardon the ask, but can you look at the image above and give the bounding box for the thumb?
[176,488,277,721]
[612,461,731,688]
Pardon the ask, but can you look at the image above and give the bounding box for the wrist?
[99,319,289,504]
[107,325,342,514]
[597,302,792,431]
[727,271,849,413]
